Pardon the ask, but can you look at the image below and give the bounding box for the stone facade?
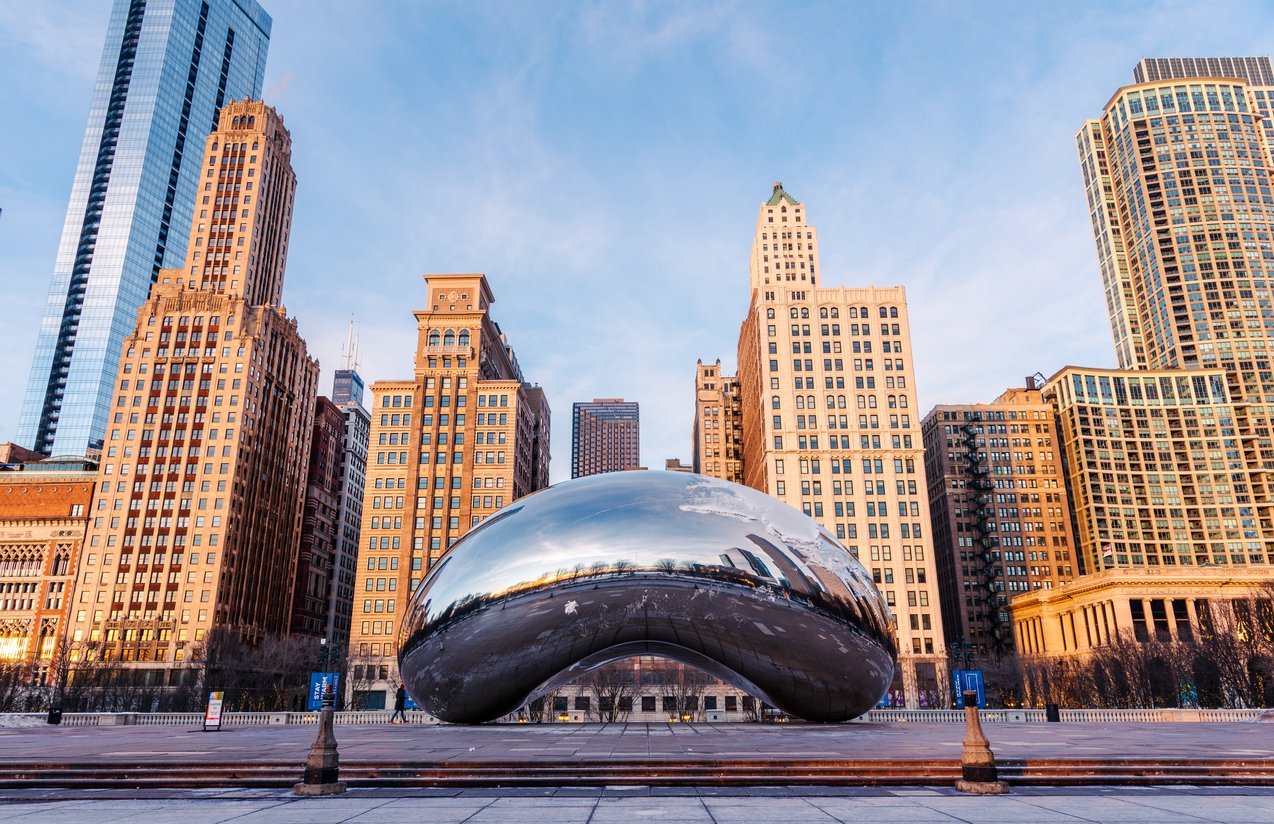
[347,274,549,709]
[65,101,318,672]
[0,464,95,683]
[717,183,948,707]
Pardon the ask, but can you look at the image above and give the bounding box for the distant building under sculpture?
[20,0,272,458]
[571,399,640,478]
[347,273,550,710]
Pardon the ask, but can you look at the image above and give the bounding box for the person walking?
[390,684,407,724]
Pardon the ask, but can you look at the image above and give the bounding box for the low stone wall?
[0,710,439,728]
[0,707,1266,728]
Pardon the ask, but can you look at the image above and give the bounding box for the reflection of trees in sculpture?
[408,557,895,661]
[650,661,713,720]
[580,661,638,722]
[523,696,547,722]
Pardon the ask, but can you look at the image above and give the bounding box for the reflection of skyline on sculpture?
[399,472,897,723]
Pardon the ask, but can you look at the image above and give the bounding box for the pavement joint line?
[1103,792,1235,823]
[1003,792,1113,824]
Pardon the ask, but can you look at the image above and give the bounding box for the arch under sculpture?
[398,472,897,723]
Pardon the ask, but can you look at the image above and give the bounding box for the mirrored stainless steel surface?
[399,472,897,723]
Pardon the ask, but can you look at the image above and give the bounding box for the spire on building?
[766,181,800,206]
[341,318,361,372]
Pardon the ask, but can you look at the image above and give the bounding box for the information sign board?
[204,691,224,731]
[952,669,986,708]
[307,672,340,710]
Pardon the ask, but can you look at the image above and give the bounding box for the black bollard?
[293,686,347,796]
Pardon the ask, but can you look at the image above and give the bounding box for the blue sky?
[3,1,1274,482]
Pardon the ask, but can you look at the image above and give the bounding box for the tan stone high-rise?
[347,274,550,709]
[729,183,947,707]
[66,101,319,670]
[1078,59,1274,562]
[921,385,1077,655]
[692,359,743,483]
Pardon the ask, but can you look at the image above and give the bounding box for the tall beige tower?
[1078,60,1274,561]
[66,101,319,670]
[733,183,947,707]
[347,274,550,709]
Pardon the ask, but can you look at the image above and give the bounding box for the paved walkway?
[1,721,1272,764]
[1,786,1274,822]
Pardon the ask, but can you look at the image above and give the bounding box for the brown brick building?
[0,453,96,683]
[290,397,346,639]
[921,384,1078,655]
[692,359,743,483]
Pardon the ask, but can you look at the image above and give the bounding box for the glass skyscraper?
[18,0,271,457]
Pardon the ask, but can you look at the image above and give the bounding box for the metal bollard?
[955,690,1009,794]
[293,687,347,796]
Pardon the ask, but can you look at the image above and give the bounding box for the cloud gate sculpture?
[399,472,897,723]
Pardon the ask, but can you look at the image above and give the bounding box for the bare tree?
[580,662,637,723]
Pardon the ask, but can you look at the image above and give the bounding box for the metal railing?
[864,707,1266,723]
[0,707,1266,727]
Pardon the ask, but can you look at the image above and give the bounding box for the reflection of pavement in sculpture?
[398,472,897,723]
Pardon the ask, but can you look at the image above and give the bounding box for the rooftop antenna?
[341,317,360,372]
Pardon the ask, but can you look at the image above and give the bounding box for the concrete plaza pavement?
[2,786,1274,823]
[1,721,1272,764]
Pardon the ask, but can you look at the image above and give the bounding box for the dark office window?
[1130,599,1150,643]
[1172,599,1193,642]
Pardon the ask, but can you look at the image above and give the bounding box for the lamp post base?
[293,781,347,796]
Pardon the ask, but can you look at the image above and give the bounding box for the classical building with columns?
[1011,566,1273,658]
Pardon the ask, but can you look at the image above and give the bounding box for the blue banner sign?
[952,669,986,708]
[307,672,340,710]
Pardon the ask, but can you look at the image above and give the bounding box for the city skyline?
[7,3,1274,482]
